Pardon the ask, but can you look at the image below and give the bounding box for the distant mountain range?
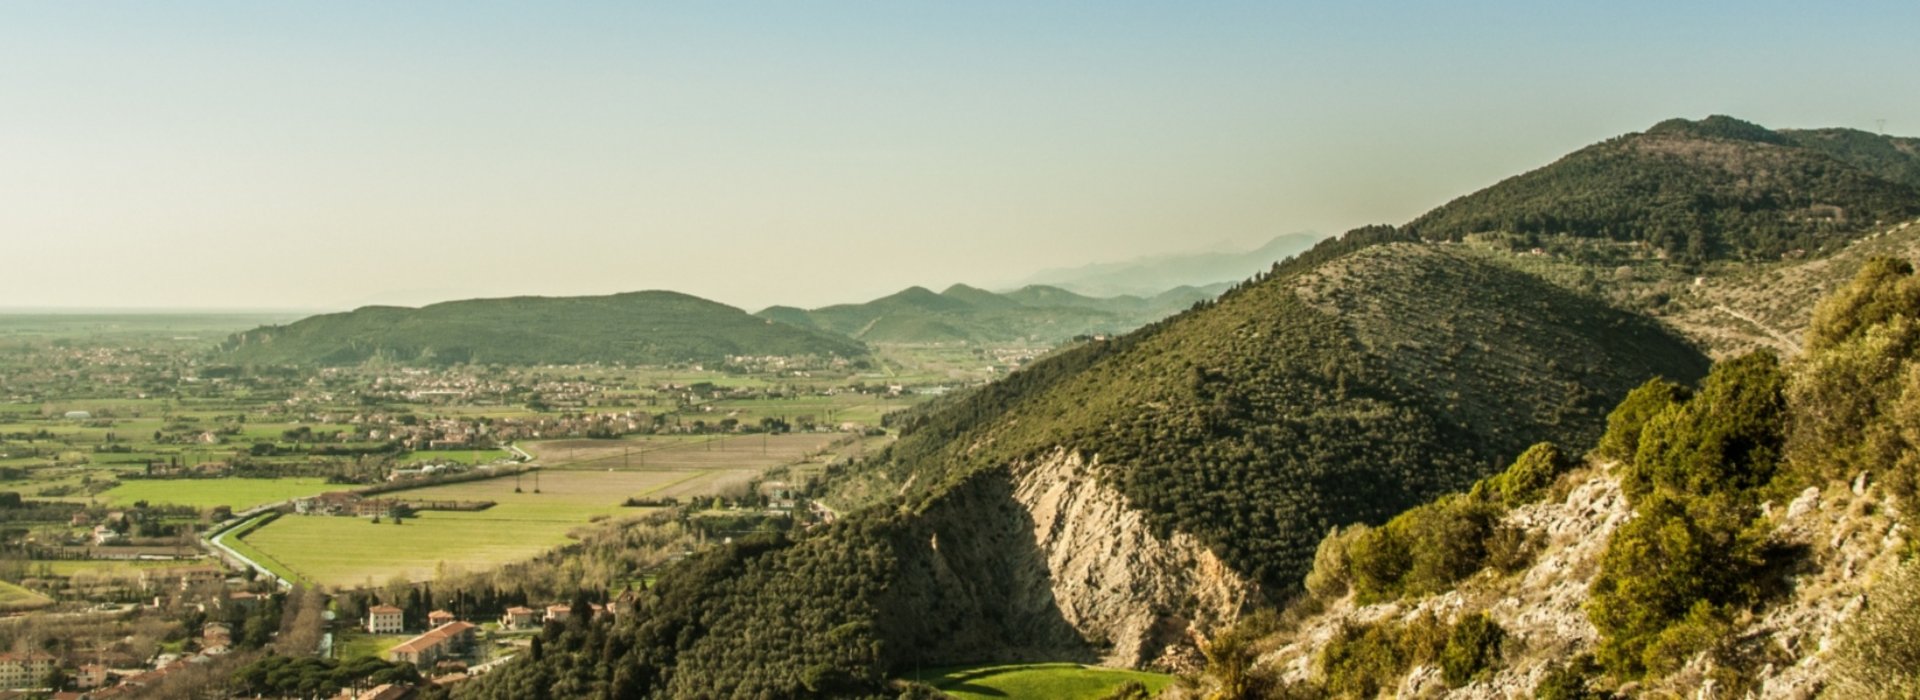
[1015,232,1322,297]
[756,282,1227,345]
[218,291,867,366]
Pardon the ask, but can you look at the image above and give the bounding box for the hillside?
[219,291,867,366]
[761,283,1221,345]
[1020,233,1322,297]
[1228,259,1920,698]
[459,233,1708,699]
[1405,116,1920,261]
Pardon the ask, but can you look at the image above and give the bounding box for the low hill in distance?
[1018,232,1321,297]
[1406,115,1920,261]
[219,291,868,366]
[759,283,1225,345]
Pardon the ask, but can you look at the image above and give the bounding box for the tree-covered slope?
[219,291,867,366]
[1405,116,1920,261]
[759,283,1221,344]
[458,232,1709,700]
[872,238,1708,588]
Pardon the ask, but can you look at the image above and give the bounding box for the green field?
[236,470,709,587]
[334,631,412,660]
[0,580,55,611]
[100,477,337,509]
[908,663,1173,700]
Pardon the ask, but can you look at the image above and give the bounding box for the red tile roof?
[390,621,477,655]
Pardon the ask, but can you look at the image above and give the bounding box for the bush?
[1475,442,1573,507]
[1623,352,1786,502]
[1586,492,1766,678]
[1533,654,1607,700]
[1317,621,1408,699]
[1440,613,1505,688]
[1593,378,1689,464]
[1304,525,1365,599]
[1826,560,1920,698]
[1348,495,1503,601]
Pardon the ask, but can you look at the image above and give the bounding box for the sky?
[3,1,1918,312]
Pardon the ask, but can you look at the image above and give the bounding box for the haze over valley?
[5,3,1920,699]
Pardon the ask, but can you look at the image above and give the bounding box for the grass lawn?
[100,477,337,509]
[334,631,412,660]
[0,580,55,612]
[907,663,1173,700]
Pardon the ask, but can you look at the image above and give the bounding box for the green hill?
[219,291,867,366]
[762,283,1223,345]
[1405,115,1920,261]
[458,232,1708,699]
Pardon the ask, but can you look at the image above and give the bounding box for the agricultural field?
[98,477,336,509]
[527,432,842,472]
[402,449,512,465]
[0,579,56,612]
[234,469,710,587]
[905,663,1173,700]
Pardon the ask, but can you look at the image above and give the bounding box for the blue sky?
[3,1,1916,310]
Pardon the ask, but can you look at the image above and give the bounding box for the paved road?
[202,505,295,589]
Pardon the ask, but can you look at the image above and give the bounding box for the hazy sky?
[4,1,1917,312]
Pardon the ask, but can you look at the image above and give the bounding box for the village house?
[387,621,476,668]
[139,565,223,591]
[428,610,455,628]
[75,663,109,690]
[91,524,126,545]
[498,606,537,630]
[367,605,405,634]
[0,651,55,689]
[202,621,234,648]
[543,603,572,624]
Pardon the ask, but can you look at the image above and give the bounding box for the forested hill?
[757,283,1222,344]
[1404,115,1920,261]
[457,231,1709,699]
[869,237,1709,588]
[218,291,867,366]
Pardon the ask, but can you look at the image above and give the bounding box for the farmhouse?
[0,651,55,689]
[388,621,476,668]
[141,565,224,591]
[544,603,572,624]
[499,606,537,630]
[428,610,455,627]
[367,604,405,634]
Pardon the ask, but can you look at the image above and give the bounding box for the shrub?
[1304,525,1365,599]
[1440,613,1505,688]
[1593,378,1689,464]
[1586,492,1766,678]
[1533,654,1606,700]
[1317,621,1407,699]
[1623,352,1786,502]
[1348,495,1503,601]
[1826,560,1920,698]
[1476,442,1573,507]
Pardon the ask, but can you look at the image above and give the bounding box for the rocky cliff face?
[1254,466,1908,697]
[1010,450,1256,669]
[876,449,1257,671]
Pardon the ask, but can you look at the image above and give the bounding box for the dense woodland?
[1405,116,1920,262]
[219,291,867,366]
